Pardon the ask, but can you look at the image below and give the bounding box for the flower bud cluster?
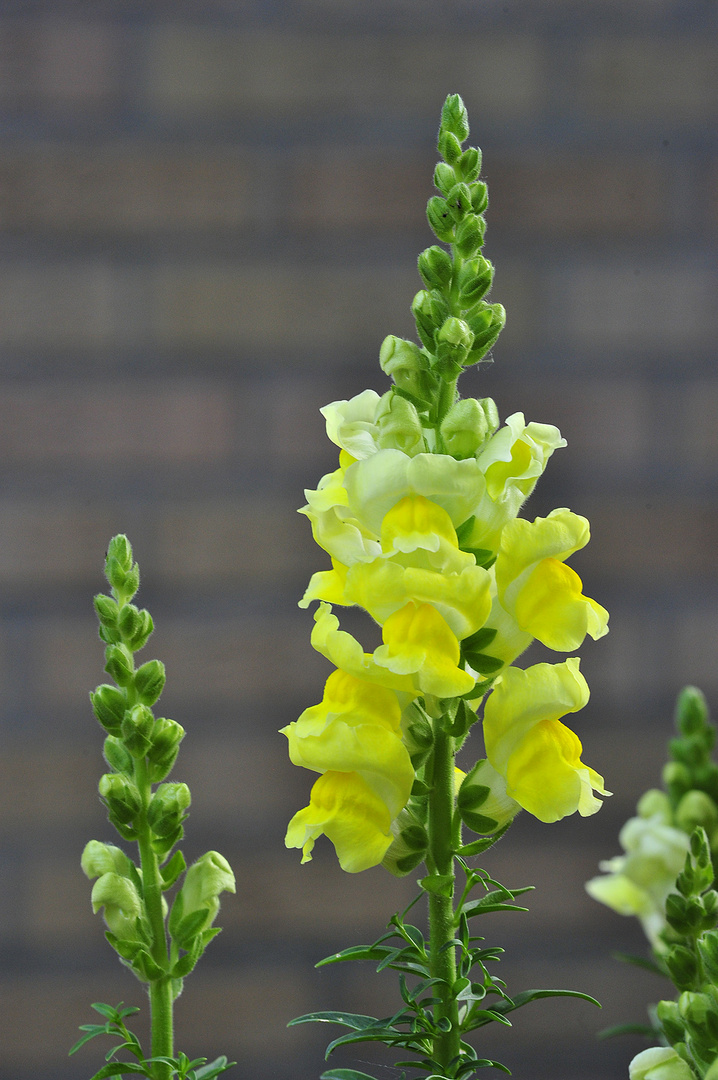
[588,688,718,950]
[283,100,609,873]
[83,535,234,990]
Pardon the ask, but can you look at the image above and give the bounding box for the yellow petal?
[285,771,393,872]
[374,602,475,698]
[514,558,609,650]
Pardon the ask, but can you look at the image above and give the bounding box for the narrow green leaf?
[598,1022,655,1040]
[89,1064,149,1079]
[494,988,601,1015]
[611,951,665,976]
[190,1056,236,1079]
[321,1070,383,1080]
[316,945,393,967]
[69,1027,109,1055]
[288,1011,378,1030]
[90,1002,123,1020]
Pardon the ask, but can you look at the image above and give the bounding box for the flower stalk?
[285,95,609,1078]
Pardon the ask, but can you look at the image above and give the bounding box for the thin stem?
[135,754,173,1079]
[427,723,461,1072]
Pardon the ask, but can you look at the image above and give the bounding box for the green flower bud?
[426,196,454,243]
[465,302,505,362]
[417,245,453,290]
[148,717,186,782]
[665,940,700,989]
[106,534,133,574]
[118,604,154,651]
[103,735,133,775]
[629,1046,694,1080]
[445,182,473,221]
[676,686,710,738]
[379,335,437,405]
[471,181,488,214]
[457,758,520,834]
[90,684,127,735]
[433,162,456,195]
[698,930,718,983]
[134,659,166,706]
[376,394,424,456]
[438,129,462,165]
[440,398,490,459]
[169,851,235,947]
[656,999,685,1045]
[94,594,121,645]
[121,703,155,759]
[677,791,718,835]
[91,871,143,939]
[457,146,481,183]
[147,783,191,838]
[81,840,134,881]
[105,535,140,600]
[435,317,474,378]
[664,761,692,803]
[456,257,494,305]
[99,772,141,826]
[411,291,449,351]
[440,94,470,143]
[104,644,134,687]
[637,788,673,824]
[382,806,429,877]
[454,214,486,258]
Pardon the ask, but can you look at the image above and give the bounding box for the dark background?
[0,2,716,1078]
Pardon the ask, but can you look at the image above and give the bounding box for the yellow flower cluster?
[283,389,609,871]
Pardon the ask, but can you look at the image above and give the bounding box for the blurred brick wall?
[0,3,716,1079]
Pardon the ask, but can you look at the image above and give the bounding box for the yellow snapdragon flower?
[483,659,609,822]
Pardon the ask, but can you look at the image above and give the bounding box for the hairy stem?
[428,724,461,1071]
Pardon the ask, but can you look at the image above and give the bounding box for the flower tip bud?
[676,685,709,736]
[440,93,469,143]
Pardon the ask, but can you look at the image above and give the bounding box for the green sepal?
[130,948,166,982]
[461,627,498,652]
[457,834,506,858]
[462,547,496,568]
[458,809,499,834]
[134,660,166,706]
[419,874,453,898]
[160,849,186,891]
[104,931,143,962]
[448,699,475,739]
[170,908,210,949]
[170,941,203,979]
[462,652,504,676]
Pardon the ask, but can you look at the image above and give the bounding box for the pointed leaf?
[611,951,664,975]
[91,1002,123,1020]
[419,874,453,898]
[69,1027,110,1055]
[191,1056,236,1080]
[598,1022,655,1040]
[317,945,395,967]
[89,1065,149,1079]
[288,1011,378,1030]
[321,1070,383,1080]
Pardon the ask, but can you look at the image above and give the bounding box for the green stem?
[427,723,461,1072]
[135,755,173,1079]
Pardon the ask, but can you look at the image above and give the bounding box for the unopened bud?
[676,685,709,737]
[379,335,437,405]
[438,129,462,165]
[103,735,133,775]
[121,703,155,759]
[99,773,141,825]
[426,196,454,243]
[636,788,672,823]
[656,999,684,1045]
[134,659,166,706]
[677,791,718,835]
[104,644,134,688]
[169,851,235,946]
[441,398,490,459]
[457,146,481,183]
[81,840,134,881]
[664,761,692,802]
[454,214,486,258]
[440,94,469,143]
[628,1047,694,1080]
[148,717,186,782]
[90,871,143,940]
[119,604,154,651]
[417,245,453,290]
[376,394,424,456]
[457,257,493,305]
[147,783,191,838]
[466,303,505,363]
[433,162,456,195]
[90,684,127,735]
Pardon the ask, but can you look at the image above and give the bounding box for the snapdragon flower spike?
[285,94,608,873]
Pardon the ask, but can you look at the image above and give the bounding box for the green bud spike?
[90,684,127,735]
[134,659,166,706]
